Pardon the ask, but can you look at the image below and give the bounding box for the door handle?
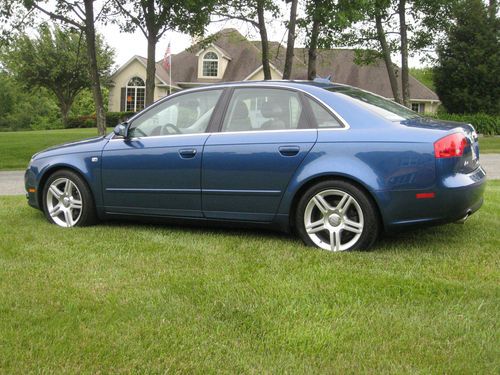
[178,149,197,159]
[279,145,300,157]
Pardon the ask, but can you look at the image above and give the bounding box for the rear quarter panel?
[277,125,437,229]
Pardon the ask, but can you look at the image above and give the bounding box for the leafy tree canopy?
[0,25,114,125]
[434,0,499,114]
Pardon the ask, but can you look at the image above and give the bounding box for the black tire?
[295,180,380,251]
[42,169,97,227]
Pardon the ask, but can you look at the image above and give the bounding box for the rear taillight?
[434,133,467,158]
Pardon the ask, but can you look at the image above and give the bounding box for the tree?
[300,0,366,80]
[283,0,298,79]
[434,0,499,114]
[1,25,113,126]
[1,0,112,135]
[112,0,213,106]
[333,0,454,106]
[214,0,280,80]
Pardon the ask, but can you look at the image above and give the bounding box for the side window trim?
[303,93,347,129]
[208,87,234,133]
[126,87,226,138]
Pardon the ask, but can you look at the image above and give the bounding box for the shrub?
[428,113,500,135]
[66,115,96,129]
[65,112,135,129]
[105,111,135,127]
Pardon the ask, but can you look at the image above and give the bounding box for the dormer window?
[202,52,219,77]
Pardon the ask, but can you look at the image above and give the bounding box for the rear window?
[327,87,420,121]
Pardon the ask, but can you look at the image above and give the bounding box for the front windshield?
[327,87,420,121]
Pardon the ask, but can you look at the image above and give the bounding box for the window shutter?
[120,88,126,112]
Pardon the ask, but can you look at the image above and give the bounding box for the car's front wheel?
[42,170,96,227]
[296,180,380,251]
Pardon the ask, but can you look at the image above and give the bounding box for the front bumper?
[25,167,40,209]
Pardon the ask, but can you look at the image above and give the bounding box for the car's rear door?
[201,87,317,222]
[101,88,224,217]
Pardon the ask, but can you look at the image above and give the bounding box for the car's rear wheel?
[296,180,379,251]
[42,170,96,227]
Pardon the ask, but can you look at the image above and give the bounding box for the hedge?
[66,112,135,129]
[428,113,500,136]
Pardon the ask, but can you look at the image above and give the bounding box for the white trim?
[242,63,284,81]
[110,55,176,89]
[195,43,232,60]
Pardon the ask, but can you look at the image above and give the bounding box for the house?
[108,28,440,114]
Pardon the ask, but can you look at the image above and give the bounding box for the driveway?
[1,154,500,196]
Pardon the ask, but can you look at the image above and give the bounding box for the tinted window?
[328,87,420,121]
[307,97,343,128]
[222,88,304,132]
[128,89,223,138]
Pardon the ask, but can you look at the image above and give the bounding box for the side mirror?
[113,123,128,138]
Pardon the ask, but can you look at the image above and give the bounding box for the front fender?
[31,152,104,212]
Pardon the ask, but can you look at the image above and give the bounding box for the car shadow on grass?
[100,216,469,253]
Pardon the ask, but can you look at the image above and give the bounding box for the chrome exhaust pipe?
[455,210,472,224]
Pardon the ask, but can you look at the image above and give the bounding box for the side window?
[307,97,343,128]
[128,89,223,138]
[222,88,304,132]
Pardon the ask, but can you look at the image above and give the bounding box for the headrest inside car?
[261,99,285,118]
[232,101,249,120]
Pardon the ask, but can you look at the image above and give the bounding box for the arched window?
[125,76,145,112]
[202,52,218,77]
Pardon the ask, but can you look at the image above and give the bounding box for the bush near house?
[429,112,500,135]
[65,112,136,129]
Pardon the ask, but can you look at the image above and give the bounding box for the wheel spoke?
[50,203,62,217]
[343,218,363,234]
[329,230,340,252]
[313,195,331,214]
[70,198,82,210]
[336,194,352,212]
[49,185,63,199]
[306,219,325,234]
[63,209,74,227]
[64,180,73,195]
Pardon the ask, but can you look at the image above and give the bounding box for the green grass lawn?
[0,128,108,170]
[0,129,499,171]
[479,136,500,153]
[0,183,498,373]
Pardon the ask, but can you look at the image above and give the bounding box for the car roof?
[185,80,352,93]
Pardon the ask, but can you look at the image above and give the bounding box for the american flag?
[163,42,171,71]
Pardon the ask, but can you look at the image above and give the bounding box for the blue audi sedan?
[25,81,486,251]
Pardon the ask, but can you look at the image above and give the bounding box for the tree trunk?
[145,33,157,106]
[257,0,272,80]
[375,13,402,104]
[398,0,410,108]
[59,99,72,128]
[307,15,320,80]
[283,0,298,79]
[83,0,106,135]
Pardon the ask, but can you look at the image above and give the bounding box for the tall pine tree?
[434,0,499,114]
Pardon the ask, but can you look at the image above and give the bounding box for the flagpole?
[169,46,172,96]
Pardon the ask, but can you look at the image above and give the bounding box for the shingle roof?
[149,28,438,101]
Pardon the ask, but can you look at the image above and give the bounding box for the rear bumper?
[378,166,486,231]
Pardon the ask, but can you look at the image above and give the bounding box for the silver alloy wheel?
[303,189,364,251]
[46,177,83,227]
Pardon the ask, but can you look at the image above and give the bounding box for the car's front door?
[102,89,224,217]
[202,87,317,222]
